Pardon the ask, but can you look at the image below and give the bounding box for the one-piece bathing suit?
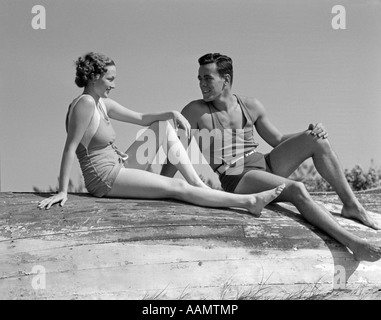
[66,95,128,197]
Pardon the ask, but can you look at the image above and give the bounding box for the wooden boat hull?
[1,190,380,299]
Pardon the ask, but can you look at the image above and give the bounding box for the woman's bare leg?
[123,121,207,188]
[107,168,285,216]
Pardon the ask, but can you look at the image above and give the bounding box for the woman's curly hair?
[74,52,115,88]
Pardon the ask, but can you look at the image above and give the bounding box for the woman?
[38,52,284,213]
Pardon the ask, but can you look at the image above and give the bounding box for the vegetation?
[289,160,381,192]
[33,176,86,193]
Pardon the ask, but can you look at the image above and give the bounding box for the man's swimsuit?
[204,95,273,193]
[66,95,127,197]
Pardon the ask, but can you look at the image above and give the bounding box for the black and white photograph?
[1,0,381,304]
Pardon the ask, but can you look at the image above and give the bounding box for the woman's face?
[93,65,116,98]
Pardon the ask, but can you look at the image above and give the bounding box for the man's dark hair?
[198,53,233,85]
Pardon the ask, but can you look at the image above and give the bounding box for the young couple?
[39,52,381,262]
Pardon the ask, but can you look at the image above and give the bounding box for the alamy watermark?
[333,264,346,290]
[31,4,346,31]
[134,124,249,175]
[331,5,346,30]
[31,5,46,30]
[31,265,46,290]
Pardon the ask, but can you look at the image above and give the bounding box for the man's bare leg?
[267,131,380,230]
[234,170,381,262]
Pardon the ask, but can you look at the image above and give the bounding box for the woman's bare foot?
[351,240,381,262]
[341,203,381,230]
[247,184,285,216]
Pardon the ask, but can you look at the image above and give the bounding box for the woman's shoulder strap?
[65,94,100,148]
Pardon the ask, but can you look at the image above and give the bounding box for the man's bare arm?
[252,99,327,147]
[250,99,286,147]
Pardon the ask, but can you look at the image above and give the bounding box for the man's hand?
[308,123,328,139]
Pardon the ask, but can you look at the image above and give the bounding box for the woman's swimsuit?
[205,95,273,193]
[66,95,127,197]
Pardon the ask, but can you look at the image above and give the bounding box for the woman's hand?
[308,123,328,139]
[172,111,191,138]
[38,191,68,210]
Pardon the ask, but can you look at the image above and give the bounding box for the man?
[161,52,381,262]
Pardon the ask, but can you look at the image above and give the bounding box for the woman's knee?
[148,120,169,132]
[146,120,175,147]
[151,120,174,130]
[156,120,177,136]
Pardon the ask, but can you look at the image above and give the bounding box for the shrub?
[290,161,381,192]
[344,164,380,191]
[33,176,86,193]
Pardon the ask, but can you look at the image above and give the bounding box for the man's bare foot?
[341,204,381,230]
[247,184,285,216]
[351,240,381,262]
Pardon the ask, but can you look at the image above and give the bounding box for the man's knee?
[287,181,310,204]
[170,179,189,197]
[304,130,331,152]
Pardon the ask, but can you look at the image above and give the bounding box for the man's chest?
[197,107,257,131]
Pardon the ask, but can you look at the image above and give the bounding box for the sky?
[1,0,381,192]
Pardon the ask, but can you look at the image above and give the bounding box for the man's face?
[198,63,225,102]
